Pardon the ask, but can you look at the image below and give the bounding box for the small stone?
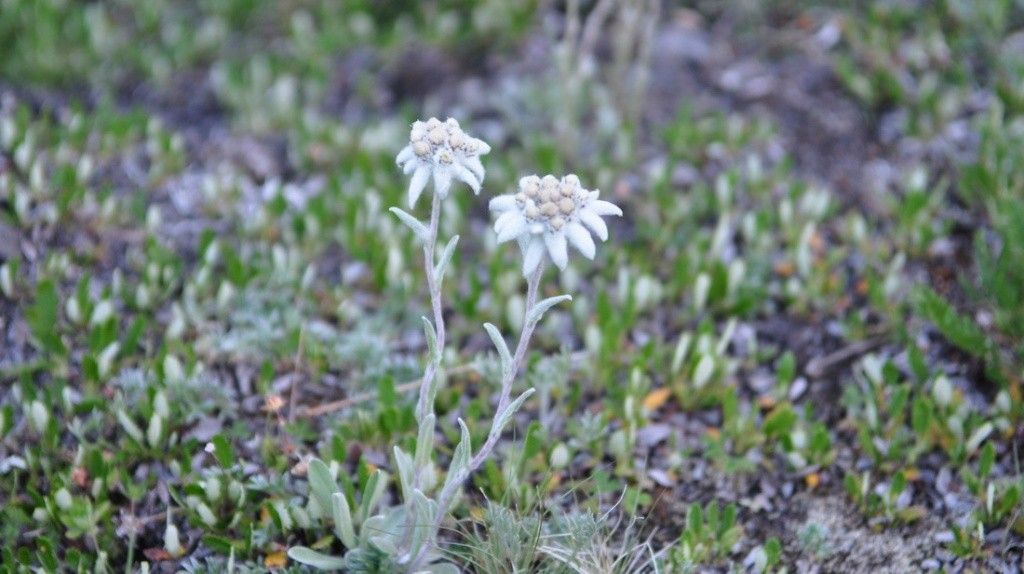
[648,468,675,487]
[920,559,940,570]
[637,424,671,447]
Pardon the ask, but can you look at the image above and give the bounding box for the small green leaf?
[210,434,233,468]
[287,546,346,570]
[978,442,996,479]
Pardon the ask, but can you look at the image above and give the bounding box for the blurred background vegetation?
[1,0,1023,571]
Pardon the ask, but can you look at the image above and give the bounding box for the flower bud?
[932,376,953,407]
[29,400,49,433]
[54,488,73,510]
[692,355,715,389]
[550,443,571,469]
[196,502,217,527]
[204,476,222,502]
[163,354,185,383]
[147,414,164,448]
[164,521,183,557]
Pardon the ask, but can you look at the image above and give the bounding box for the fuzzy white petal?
[452,163,480,194]
[496,215,529,243]
[545,231,568,270]
[489,195,518,212]
[588,199,622,217]
[522,238,545,276]
[565,222,596,259]
[403,159,418,175]
[579,208,609,241]
[471,137,491,155]
[464,155,485,181]
[494,210,520,233]
[433,167,453,198]
[408,166,430,207]
[396,145,414,166]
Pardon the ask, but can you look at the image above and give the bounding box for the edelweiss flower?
[489,174,622,276]
[395,117,491,207]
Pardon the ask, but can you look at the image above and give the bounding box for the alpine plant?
[290,117,622,573]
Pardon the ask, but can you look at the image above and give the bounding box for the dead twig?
[805,338,884,379]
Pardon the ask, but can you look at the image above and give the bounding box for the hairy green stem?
[411,262,545,568]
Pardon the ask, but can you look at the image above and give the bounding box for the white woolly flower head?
[489,174,623,276]
[395,117,491,208]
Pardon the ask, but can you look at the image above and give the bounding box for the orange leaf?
[643,388,672,411]
[805,472,820,489]
[265,551,287,569]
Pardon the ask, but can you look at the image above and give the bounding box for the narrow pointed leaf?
[359,469,387,523]
[443,419,472,492]
[389,207,429,242]
[407,489,436,559]
[433,235,460,283]
[414,414,436,470]
[331,492,357,548]
[525,295,572,325]
[394,446,415,499]
[422,316,440,364]
[483,323,512,377]
[494,388,535,437]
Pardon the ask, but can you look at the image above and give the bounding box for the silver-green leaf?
[287,547,346,570]
[433,235,460,283]
[443,418,472,493]
[359,469,387,524]
[494,388,535,436]
[483,323,512,377]
[307,458,338,518]
[331,492,357,548]
[414,414,436,470]
[389,207,429,241]
[394,446,415,499]
[422,317,440,365]
[525,295,572,325]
